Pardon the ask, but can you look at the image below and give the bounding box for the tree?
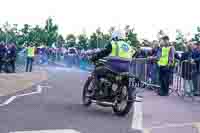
[126,27,139,48]
[96,27,104,48]
[28,25,47,47]
[78,34,88,50]
[66,34,76,47]
[108,26,115,35]
[18,24,31,46]
[88,33,97,49]
[0,28,6,42]
[124,25,130,37]
[192,26,200,43]
[57,35,65,48]
[175,29,185,51]
[44,17,59,47]
[101,34,110,48]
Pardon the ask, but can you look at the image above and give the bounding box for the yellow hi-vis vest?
[110,41,132,59]
[27,47,35,57]
[158,47,171,66]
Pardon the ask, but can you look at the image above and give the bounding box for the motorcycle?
[82,58,138,116]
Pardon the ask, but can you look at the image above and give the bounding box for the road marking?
[0,85,44,107]
[39,85,51,89]
[148,122,195,129]
[142,122,200,133]
[0,96,17,106]
[193,122,200,133]
[132,96,143,130]
[17,85,42,97]
[143,129,151,133]
[10,129,81,133]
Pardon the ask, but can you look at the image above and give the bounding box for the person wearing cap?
[25,43,36,72]
[157,36,175,96]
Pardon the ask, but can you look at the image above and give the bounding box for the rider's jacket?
[93,40,133,72]
[110,40,132,59]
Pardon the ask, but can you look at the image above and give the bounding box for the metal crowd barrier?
[129,58,160,91]
[15,52,200,100]
[175,60,200,99]
[129,58,200,99]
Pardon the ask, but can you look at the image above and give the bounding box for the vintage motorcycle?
[82,58,139,116]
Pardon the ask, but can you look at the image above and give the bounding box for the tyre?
[82,76,95,107]
[112,85,134,116]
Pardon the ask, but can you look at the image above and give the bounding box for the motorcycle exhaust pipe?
[91,100,115,107]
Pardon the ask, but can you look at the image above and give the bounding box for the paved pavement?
[0,66,200,133]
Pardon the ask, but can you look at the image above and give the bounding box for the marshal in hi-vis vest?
[27,47,35,57]
[158,47,171,66]
[110,41,133,59]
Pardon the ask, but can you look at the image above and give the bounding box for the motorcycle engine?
[99,78,112,96]
[100,78,112,89]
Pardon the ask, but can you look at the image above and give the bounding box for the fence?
[15,50,200,100]
[129,58,200,100]
[15,50,94,72]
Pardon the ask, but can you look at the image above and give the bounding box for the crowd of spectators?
[0,37,199,97]
[132,39,200,96]
[0,42,17,73]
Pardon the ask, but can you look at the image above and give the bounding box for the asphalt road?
[0,66,200,133]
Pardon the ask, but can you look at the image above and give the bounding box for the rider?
[90,30,134,97]
[91,30,134,84]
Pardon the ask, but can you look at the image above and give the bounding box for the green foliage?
[192,26,200,43]
[66,34,76,47]
[44,17,59,47]
[175,30,185,51]
[88,33,97,49]
[78,34,88,50]
[124,26,140,48]
[57,35,65,48]
[0,17,61,48]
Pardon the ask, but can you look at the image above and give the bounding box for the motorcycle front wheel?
[112,85,134,116]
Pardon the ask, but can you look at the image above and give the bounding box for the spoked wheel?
[82,76,95,107]
[113,85,134,116]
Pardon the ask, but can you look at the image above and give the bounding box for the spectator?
[179,42,195,96]
[7,43,17,73]
[26,43,36,72]
[3,43,12,73]
[149,41,161,85]
[0,42,6,73]
[157,36,175,96]
[191,42,200,96]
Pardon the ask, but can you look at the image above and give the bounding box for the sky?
[0,0,200,41]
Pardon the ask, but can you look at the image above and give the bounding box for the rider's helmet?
[111,30,125,41]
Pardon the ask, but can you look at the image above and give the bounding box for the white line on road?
[149,122,197,130]
[0,96,17,106]
[10,129,81,133]
[132,96,143,130]
[0,85,44,107]
[17,85,42,97]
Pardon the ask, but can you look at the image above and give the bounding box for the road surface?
[0,66,200,133]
